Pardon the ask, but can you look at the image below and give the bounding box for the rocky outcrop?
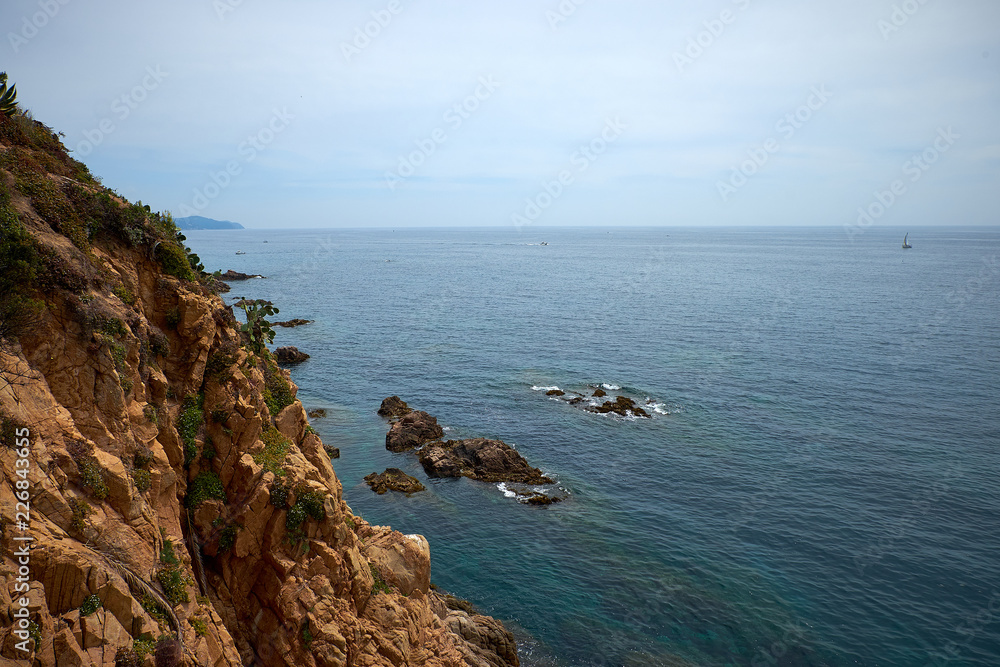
[592,395,649,418]
[364,469,426,495]
[377,396,413,420]
[418,439,553,485]
[220,269,266,281]
[385,411,444,453]
[545,389,564,397]
[592,387,607,398]
[274,346,309,364]
[308,409,327,419]
[273,319,313,328]
[0,112,517,667]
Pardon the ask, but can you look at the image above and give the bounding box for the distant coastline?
[174,215,244,230]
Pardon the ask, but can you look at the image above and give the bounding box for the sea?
[185,225,1000,667]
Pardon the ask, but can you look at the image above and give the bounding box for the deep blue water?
[187,226,1000,667]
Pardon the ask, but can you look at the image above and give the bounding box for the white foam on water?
[532,385,560,392]
[496,482,517,498]
[601,383,622,390]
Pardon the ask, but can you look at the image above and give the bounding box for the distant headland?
[174,215,245,230]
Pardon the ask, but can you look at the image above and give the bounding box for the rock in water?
[546,389,565,396]
[378,395,413,419]
[592,395,650,418]
[273,318,314,328]
[418,438,553,484]
[364,468,426,495]
[274,346,309,364]
[220,269,266,280]
[592,387,607,397]
[385,410,444,452]
[308,408,327,419]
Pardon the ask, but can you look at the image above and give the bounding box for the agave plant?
[0,72,18,117]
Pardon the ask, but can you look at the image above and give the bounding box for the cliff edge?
[0,108,517,666]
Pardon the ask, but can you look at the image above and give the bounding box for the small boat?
[235,250,246,255]
[902,234,912,249]
[540,242,549,246]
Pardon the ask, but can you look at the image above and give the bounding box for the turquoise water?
[187,226,1000,666]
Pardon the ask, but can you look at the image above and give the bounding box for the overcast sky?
[4,0,998,228]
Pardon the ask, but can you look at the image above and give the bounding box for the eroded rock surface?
[0,116,518,667]
[364,468,426,495]
[418,439,553,485]
[386,411,444,452]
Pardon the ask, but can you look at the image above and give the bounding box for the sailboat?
[902,234,912,249]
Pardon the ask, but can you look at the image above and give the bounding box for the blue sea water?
[187,226,1000,667]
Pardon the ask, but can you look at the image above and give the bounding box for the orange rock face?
[0,120,518,667]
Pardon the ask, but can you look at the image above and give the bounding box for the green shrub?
[301,619,313,649]
[218,523,241,553]
[370,563,392,595]
[112,285,135,306]
[79,457,109,500]
[286,487,327,535]
[80,594,101,616]
[269,482,289,509]
[133,635,157,661]
[186,471,225,508]
[68,498,91,533]
[262,360,294,416]
[156,563,189,606]
[140,594,168,625]
[131,468,151,493]
[0,185,41,342]
[209,407,229,424]
[254,426,289,476]
[189,617,208,637]
[160,538,179,567]
[155,241,195,281]
[143,404,159,425]
[165,306,180,330]
[177,393,204,465]
[205,344,237,383]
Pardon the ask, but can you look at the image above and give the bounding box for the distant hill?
[174,215,244,230]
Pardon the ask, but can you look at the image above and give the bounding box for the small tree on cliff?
[237,298,279,354]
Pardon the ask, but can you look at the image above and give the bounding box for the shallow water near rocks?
[189,226,1000,666]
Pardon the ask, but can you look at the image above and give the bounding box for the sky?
[3,0,999,229]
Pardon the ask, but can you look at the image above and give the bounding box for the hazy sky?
[4,0,999,228]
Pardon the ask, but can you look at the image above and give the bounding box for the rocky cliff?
[0,110,517,666]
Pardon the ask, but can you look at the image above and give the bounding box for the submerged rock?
[378,395,413,420]
[308,408,327,419]
[385,410,443,452]
[592,395,650,418]
[524,492,562,506]
[364,468,426,495]
[546,389,565,397]
[273,318,314,328]
[274,346,310,364]
[220,269,266,281]
[418,438,553,485]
